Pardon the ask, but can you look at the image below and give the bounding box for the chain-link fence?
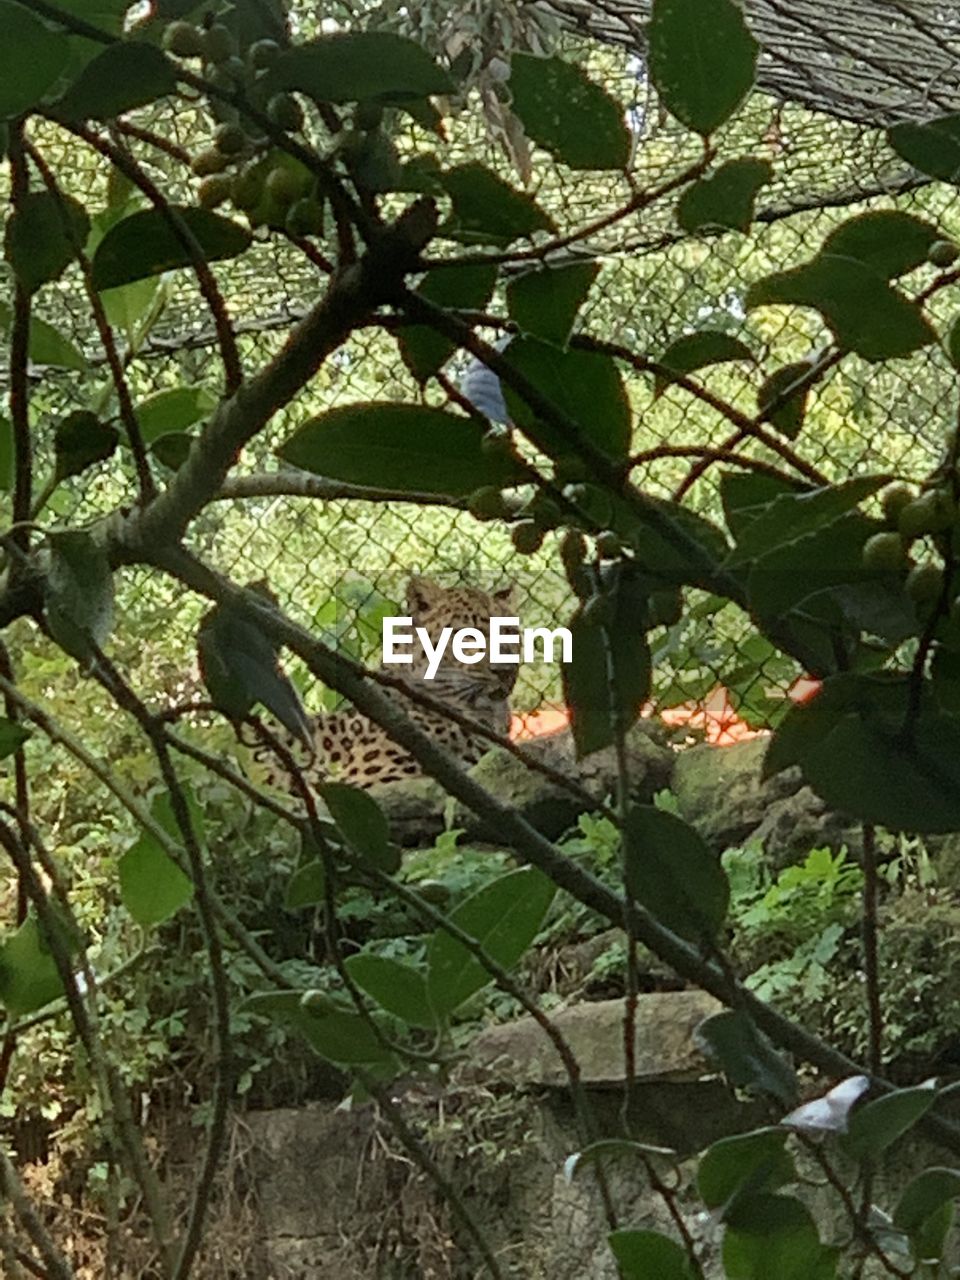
[6,14,958,738]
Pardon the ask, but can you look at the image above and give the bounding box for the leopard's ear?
[492,585,515,611]
[406,575,443,615]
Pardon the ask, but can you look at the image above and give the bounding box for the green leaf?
[133,386,216,444]
[119,834,193,927]
[564,1139,678,1182]
[757,362,810,439]
[624,805,729,942]
[842,1085,937,1163]
[746,512,877,622]
[562,568,652,756]
[44,530,114,664]
[265,32,453,103]
[697,1010,798,1106]
[0,717,29,759]
[608,1229,696,1279]
[746,254,935,362]
[398,263,499,383]
[278,402,526,497]
[0,916,63,1017]
[295,1009,394,1066]
[0,416,11,492]
[888,113,960,182]
[284,859,326,910]
[507,262,599,347]
[723,1194,837,1280]
[719,472,804,541]
[439,163,556,246]
[655,330,754,396]
[0,303,87,371]
[894,1167,960,1236]
[648,0,758,135]
[197,594,312,744]
[821,211,940,279]
[91,206,252,290]
[426,867,555,1017]
[766,675,960,833]
[320,783,391,868]
[727,476,887,567]
[509,53,631,171]
[151,785,206,850]
[698,1129,795,1213]
[345,954,435,1028]
[0,0,70,120]
[55,42,177,120]
[503,337,631,460]
[53,410,119,481]
[151,433,194,470]
[676,158,772,233]
[5,191,89,293]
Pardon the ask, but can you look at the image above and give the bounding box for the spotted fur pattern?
[262,577,517,790]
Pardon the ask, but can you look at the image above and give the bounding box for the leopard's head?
[405,575,518,700]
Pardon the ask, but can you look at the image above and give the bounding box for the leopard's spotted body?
[264,577,517,790]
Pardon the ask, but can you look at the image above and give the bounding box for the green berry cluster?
[162,20,325,235]
[862,481,959,620]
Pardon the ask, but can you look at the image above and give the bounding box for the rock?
[467,991,721,1087]
[673,738,859,866]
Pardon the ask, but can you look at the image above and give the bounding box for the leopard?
[258,576,518,790]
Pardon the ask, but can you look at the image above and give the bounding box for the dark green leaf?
[0,717,29,759]
[320,783,391,867]
[295,1009,394,1066]
[55,42,177,120]
[398,264,499,383]
[727,476,887,568]
[723,1194,837,1280]
[696,1010,798,1106]
[119,834,193,927]
[503,337,631,460]
[624,805,729,942]
[698,1129,795,1213]
[842,1085,937,1163]
[608,1229,696,1279]
[611,496,731,587]
[507,262,599,347]
[284,859,326,910]
[265,32,453,103]
[888,113,960,182]
[766,675,960,833]
[719,471,804,540]
[648,0,758,135]
[44,530,114,664]
[345,953,435,1028]
[151,433,194,470]
[509,53,631,170]
[439,163,556,246]
[0,303,87,371]
[947,315,960,371]
[757,362,810,439]
[427,867,555,1016]
[676,158,772,233]
[5,191,89,294]
[133,386,216,444]
[746,512,877,622]
[822,211,940,279]
[0,0,70,119]
[746,254,935,362]
[91,206,252,290]
[655,330,754,396]
[53,410,119,481]
[562,568,652,756]
[197,595,312,743]
[0,916,63,1016]
[894,1167,960,1235]
[278,402,525,497]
